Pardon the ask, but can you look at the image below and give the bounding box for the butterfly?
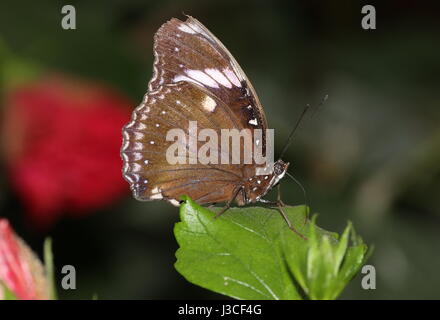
[121,16,305,237]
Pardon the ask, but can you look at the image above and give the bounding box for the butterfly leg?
[276,184,286,207]
[260,185,308,240]
[214,186,243,219]
[276,184,308,228]
[276,204,308,240]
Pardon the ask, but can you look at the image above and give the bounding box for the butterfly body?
[121,16,289,209]
[232,159,289,206]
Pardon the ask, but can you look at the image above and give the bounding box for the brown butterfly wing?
[121,16,271,205]
[122,82,244,204]
[150,16,268,133]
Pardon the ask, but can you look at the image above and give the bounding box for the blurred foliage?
[44,238,57,300]
[175,197,369,300]
[1,283,17,300]
[0,0,439,299]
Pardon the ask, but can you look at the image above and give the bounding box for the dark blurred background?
[0,0,439,299]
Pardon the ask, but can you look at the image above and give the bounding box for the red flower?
[0,219,50,299]
[2,76,132,228]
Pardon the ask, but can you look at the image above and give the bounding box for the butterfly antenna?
[278,94,328,159]
[286,171,310,225]
[286,171,308,208]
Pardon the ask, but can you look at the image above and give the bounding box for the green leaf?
[174,197,302,299]
[283,219,370,300]
[175,197,369,300]
[333,228,371,297]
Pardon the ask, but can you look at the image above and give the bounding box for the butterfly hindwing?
[122,82,244,204]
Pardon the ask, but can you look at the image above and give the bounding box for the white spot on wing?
[202,95,217,112]
[187,22,204,34]
[249,118,258,126]
[223,67,241,87]
[173,75,201,87]
[186,69,219,88]
[131,163,142,172]
[205,68,232,88]
[133,142,144,151]
[178,24,196,34]
[168,199,180,206]
[150,187,163,200]
[134,122,147,130]
[187,21,215,42]
[132,153,142,161]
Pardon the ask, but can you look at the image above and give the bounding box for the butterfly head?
[270,159,289,188]
[246,159,290,204]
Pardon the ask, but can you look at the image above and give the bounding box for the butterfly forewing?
[150,17,268,132]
